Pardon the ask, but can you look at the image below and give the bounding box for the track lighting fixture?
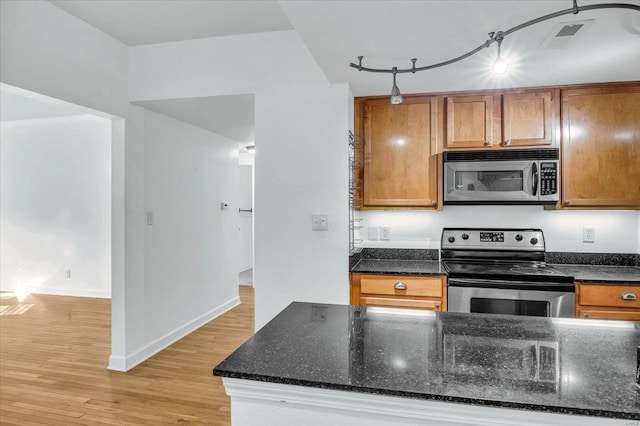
[492,33,509,74]
[390,67,403,105]
[350,0,640,105]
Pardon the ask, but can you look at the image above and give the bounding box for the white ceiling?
[46,0,640,136]
[280,0,640,96]
[135,95,255,144]
[49,0,293,46]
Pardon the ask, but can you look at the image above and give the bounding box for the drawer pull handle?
[622,292,637,301]
[394,282,407,290]
[583,312,589,318]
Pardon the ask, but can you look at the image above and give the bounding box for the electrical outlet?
[582,226,595,243]
[381,226,391,240]
[311,214,329,231]
[65,269,71,278]
[146,211,154,226]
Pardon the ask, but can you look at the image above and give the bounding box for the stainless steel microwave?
[443,149,560,205]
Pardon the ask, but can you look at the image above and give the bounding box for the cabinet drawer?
[360,297,442,311]
[578,284,640,308]
[360,276,442,297]
[577,308,640,321]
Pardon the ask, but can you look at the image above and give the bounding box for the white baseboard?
[108,296,240,372]
[28,286,111,299]
[107,355,127,371]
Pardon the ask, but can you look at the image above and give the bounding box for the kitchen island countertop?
[214,302,640,421]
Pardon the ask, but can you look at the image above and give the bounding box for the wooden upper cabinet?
[446,90,556,150]
[502,90,555,147]
[446,95,500,149]
[363,96,440,207]
[561,85,640,208]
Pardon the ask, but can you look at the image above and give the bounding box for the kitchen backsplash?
[355,206,640,254]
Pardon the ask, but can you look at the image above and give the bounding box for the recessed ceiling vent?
[556,23,584,37]
[539,19,594,49]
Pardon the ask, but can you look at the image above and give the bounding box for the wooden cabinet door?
[363,97,439,207]
[561,85,640,208]
[446,95,500,149]
[502,90,554,147]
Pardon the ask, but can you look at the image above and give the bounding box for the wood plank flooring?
[0,287,254,425]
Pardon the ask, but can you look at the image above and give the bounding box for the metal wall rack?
[349,131,363,255]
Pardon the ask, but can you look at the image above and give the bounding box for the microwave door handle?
[531,162,538,196]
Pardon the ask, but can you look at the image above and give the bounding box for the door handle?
[484,140,492,147]
[532,162,538,196]
[394,282,407,290]
[622,292,637,301]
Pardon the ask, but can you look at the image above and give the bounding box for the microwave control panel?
[540,162,557,195]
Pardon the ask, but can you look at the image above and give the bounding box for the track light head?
[390,67,403,105]
[493,37,509,74]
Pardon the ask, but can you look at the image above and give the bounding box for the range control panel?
[441,228,545,251]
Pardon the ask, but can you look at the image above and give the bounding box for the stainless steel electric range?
[441,228,575,318]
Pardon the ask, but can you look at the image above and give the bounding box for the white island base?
[222,378,630,426]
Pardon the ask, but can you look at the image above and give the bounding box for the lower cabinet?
[350,274,447,311]
[575,282,640,321]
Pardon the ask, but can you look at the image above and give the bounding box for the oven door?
[444,160,536,203]
[448,281,575,318]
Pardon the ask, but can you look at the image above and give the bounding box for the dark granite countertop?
[350,259,444,275]
[214,302,640,420]
[551,264,640,284]
[349,248,640,283]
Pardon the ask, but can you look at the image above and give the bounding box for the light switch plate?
[312,214,329,231]
[368,226,380,240]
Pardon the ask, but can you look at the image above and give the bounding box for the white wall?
[109,106,240,370]
[0,0,129,118]
[129,31,350,330]
[238,164,253,272]
[0,116,112,297]
[254,83,350,326]
[357,207,640,254]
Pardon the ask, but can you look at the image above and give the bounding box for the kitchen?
[1,0,639,424]
[214,1,640,424]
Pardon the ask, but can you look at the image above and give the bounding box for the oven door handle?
[531,162,538,197]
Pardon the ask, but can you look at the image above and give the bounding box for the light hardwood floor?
[0,287,254,425]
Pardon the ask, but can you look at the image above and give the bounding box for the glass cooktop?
[442,260,573,283]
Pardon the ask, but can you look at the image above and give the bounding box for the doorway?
[238,146,254,287]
